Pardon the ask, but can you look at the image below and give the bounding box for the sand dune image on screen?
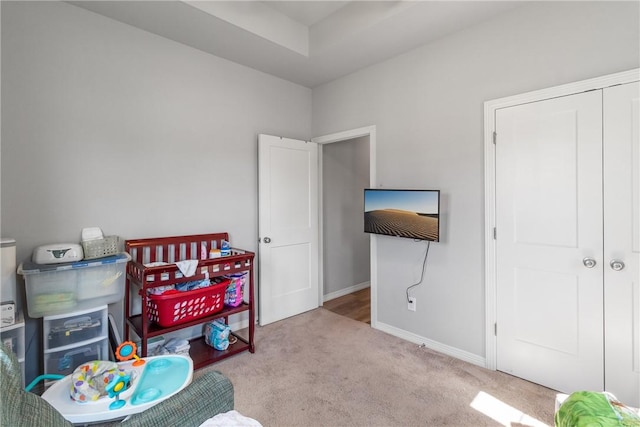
[364,209,439,240]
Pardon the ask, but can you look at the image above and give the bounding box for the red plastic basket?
[147,279,230,327]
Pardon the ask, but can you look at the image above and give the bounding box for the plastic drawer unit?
[43,306,109,378]
[18,253,130,318]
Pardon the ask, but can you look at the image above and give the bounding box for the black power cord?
[406,240,431,303]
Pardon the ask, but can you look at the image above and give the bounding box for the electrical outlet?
[408,297,416,312]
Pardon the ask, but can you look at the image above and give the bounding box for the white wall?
[312,1,640,361]
[322,136,370,298]
[1,1,311,382]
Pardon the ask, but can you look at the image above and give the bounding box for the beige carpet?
[200,308,557,427]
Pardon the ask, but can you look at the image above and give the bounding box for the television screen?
[364,189,440,241]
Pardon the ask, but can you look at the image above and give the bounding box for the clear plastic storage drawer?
[44,338,108,377]
[44,306,107,350]
[0,323,25,359]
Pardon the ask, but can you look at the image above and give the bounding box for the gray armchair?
[0,343,234,427]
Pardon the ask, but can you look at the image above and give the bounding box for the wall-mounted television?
[364,189,440,242]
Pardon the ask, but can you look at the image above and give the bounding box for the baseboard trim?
[374,321,486,368]
[323,281,370,303]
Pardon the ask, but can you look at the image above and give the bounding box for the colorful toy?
[115,341,145,366]
[69,360,128,403]
[105,371,130,410]
[40,342,193,425]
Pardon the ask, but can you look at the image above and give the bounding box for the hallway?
[323,288,370,324]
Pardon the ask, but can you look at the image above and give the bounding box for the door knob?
[610,259,625,271]
[583,257,597,268]
[263,237,271,244]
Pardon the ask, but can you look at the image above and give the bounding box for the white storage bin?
[18,253,130,318]
[44,306,107,349]
[44,338,108,377]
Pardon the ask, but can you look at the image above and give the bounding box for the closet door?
[495,90,604,393]
[603,81,640,407]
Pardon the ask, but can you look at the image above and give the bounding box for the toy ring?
[115,341,145,366]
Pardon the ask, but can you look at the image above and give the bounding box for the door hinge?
[494,323,497,336]
[493,131,497,145]
[493,227,497,240]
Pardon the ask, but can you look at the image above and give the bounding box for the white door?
[258,134,319,326]
[495,90,605,393]
[603,81,640,405]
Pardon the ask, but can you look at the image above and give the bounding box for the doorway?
[313,126,377,326]
[258,127,377,326]
[321,136,370,324]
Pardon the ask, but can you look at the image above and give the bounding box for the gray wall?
[2,0,639,382]
[1,1,311,382]
[312,1,640,358]
[322,136,370,297]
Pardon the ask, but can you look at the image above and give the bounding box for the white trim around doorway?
[312,125,377,327]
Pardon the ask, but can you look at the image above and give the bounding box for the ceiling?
[69,1,526,88]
